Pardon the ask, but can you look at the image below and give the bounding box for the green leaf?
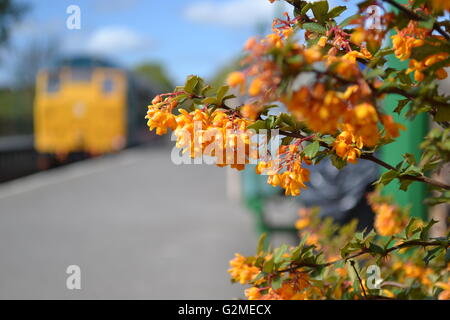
[418,17,435,30]
[399,179,414,191]
[216,85,230,103]
[202,97,217,105]
[257,233,267,255]
[319,136,335,145]
[248,120,267,132]
[302,22,327,34]
[266,115,276,129]
[402,217,419,239]
[375,170,399,186]
[184,75,199,94]
[301,2,313,15]
[303,141,320,158]
[280,113,297,127]
[368,242,385,255]
[291,246,302,261]
[281,136,294,146]
[327,6,346,19]
[423,247,445,265]
[271,277,283,290]
[435,106,450,122]
[311,1,329,23]
[274,244,289,263]
[263,258,274,273]
[410,44,447,61]
[338,13,360,28]
[394,99,410,114]
[420,219,438,240]
[330,154,347,170]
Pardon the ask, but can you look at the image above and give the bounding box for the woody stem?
[278,130,450,190]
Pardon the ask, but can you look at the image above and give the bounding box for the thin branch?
[381,0,450,41]
[276,239,449,274]
[350,260,367,298]
[361,153,450,190]
[279,130,450,190]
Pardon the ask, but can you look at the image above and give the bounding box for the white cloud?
[184,0,277,28]
[85,26,150,55]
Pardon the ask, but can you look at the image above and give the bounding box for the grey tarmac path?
[0,145,257,299]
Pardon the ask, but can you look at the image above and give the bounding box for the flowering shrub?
[147,0,450,299]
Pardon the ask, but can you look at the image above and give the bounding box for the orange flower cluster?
[146,96,177,135]
[228,254,261,285]
[403,263,433,287]
[431,0,450,11]
[382,115,406,139]
[245,273,319,300]
[333,129,363,164]
[147,96,255,170]
[295,208,312,230]
[392,35,424,62]
[328,49,373,80]
[407,52,450,82]
[175,109,254,170]
[256,145,310,196]
[226,14,297,102]
[285,84,347,134]
[371,202,406,236]
[344,102,380,147]
[392,22,449,81]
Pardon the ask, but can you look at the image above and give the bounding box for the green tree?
[134,62,174,93]
[0,0,27,47]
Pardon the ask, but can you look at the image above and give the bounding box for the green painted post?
[381,0,428,219]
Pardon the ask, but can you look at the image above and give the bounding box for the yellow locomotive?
[34,56,156,160]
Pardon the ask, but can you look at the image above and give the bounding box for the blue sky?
[0,0,355,86]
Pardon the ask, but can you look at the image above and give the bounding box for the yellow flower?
[226,71,246,87]
[245,287,261,300]
[248,77,264,96]
[392,33,423,61]
[350,27,365,45]
[228,253,261,285]
[295,217,310,230]
[240,104,262,121]
[317,36,328,48]
[406,52,450,82]
[304,46,323,64]
[382,115,405,139]
[372,203,405,236]
[146,103,177,135]
[431,0,450,11]
[333,129,363,164]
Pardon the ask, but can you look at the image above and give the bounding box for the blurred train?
[34,56,160,164]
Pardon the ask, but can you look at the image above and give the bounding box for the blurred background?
[0,0,448,299]
[0,0,284,299]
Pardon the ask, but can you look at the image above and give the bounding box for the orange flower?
[245,287,262,300]
[392,33,424,61]
[226,71,246,87]
[431,0,450,11]
[248,77,264,96]
[146,101,177,135]
[406,52,450,82]
[382,115,405,139]
[228,253,261,285]
[333,129,363,164]
[371,203,406,236]
[240,104,262,121]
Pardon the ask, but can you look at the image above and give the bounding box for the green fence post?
[381,0,428,220]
